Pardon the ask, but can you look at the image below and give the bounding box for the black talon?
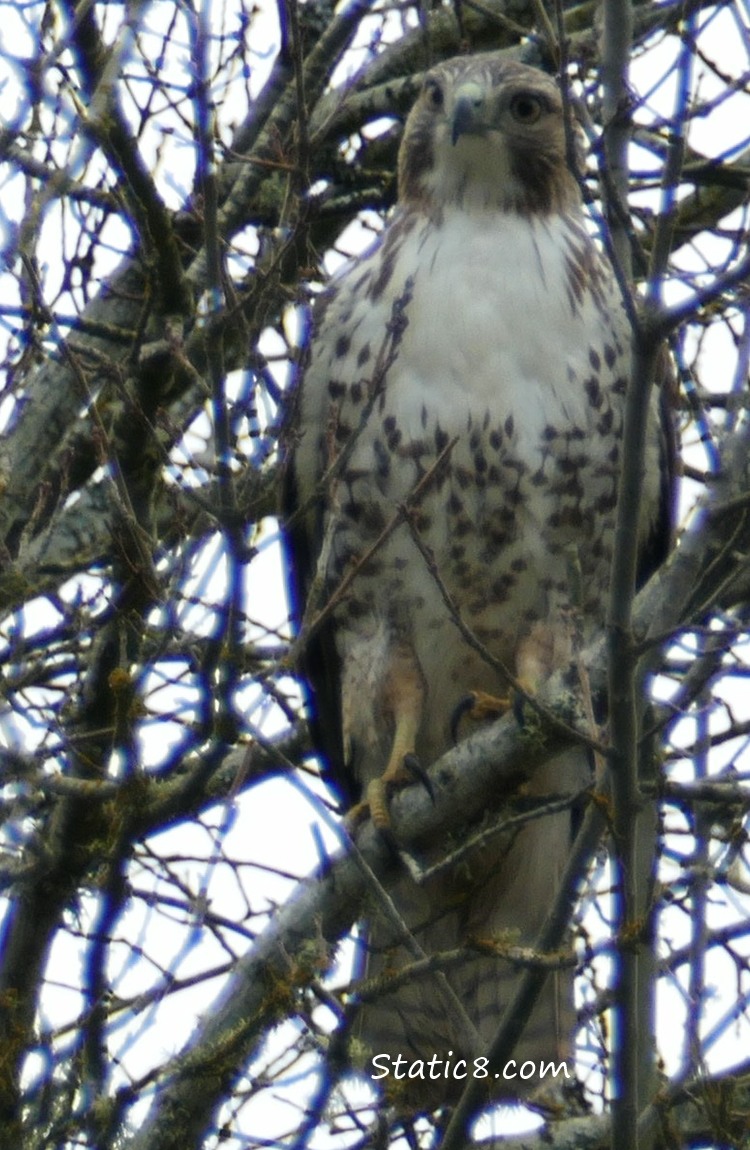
[402,752,434,803]
[450,692,477,744]
[512,690,527,729]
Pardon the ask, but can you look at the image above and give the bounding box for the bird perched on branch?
[285,52,673,1113]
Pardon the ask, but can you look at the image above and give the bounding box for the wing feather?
[281,328,352,807]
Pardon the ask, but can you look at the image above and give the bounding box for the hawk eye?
[424,78,444,110]
[509,93,543,123]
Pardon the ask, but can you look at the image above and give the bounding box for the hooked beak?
[451,82,486,145]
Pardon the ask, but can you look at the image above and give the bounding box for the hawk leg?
[516,620,572,693]
[348,643,426,830]
[451,620,574,738]
[367,709,421,829]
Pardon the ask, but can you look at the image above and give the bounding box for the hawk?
[285,53,672,1112]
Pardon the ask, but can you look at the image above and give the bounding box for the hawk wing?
[638,343,678,587]
[282,345,349,801]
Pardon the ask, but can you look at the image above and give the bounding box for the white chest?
[310,209,629,458]
[398,212,615,413]
[298,206,635,654]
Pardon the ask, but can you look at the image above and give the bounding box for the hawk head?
[398,55,581,217]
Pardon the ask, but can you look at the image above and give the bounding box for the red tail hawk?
[285,53,672,1112]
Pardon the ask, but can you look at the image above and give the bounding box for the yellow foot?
[367,775,394,830]
[450,689,512,743]
[345,754,431,831]
[344,796,371,829]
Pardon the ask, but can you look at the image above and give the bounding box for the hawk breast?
[295,204,649,773]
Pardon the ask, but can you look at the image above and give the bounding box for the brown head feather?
[398,55,580,217]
